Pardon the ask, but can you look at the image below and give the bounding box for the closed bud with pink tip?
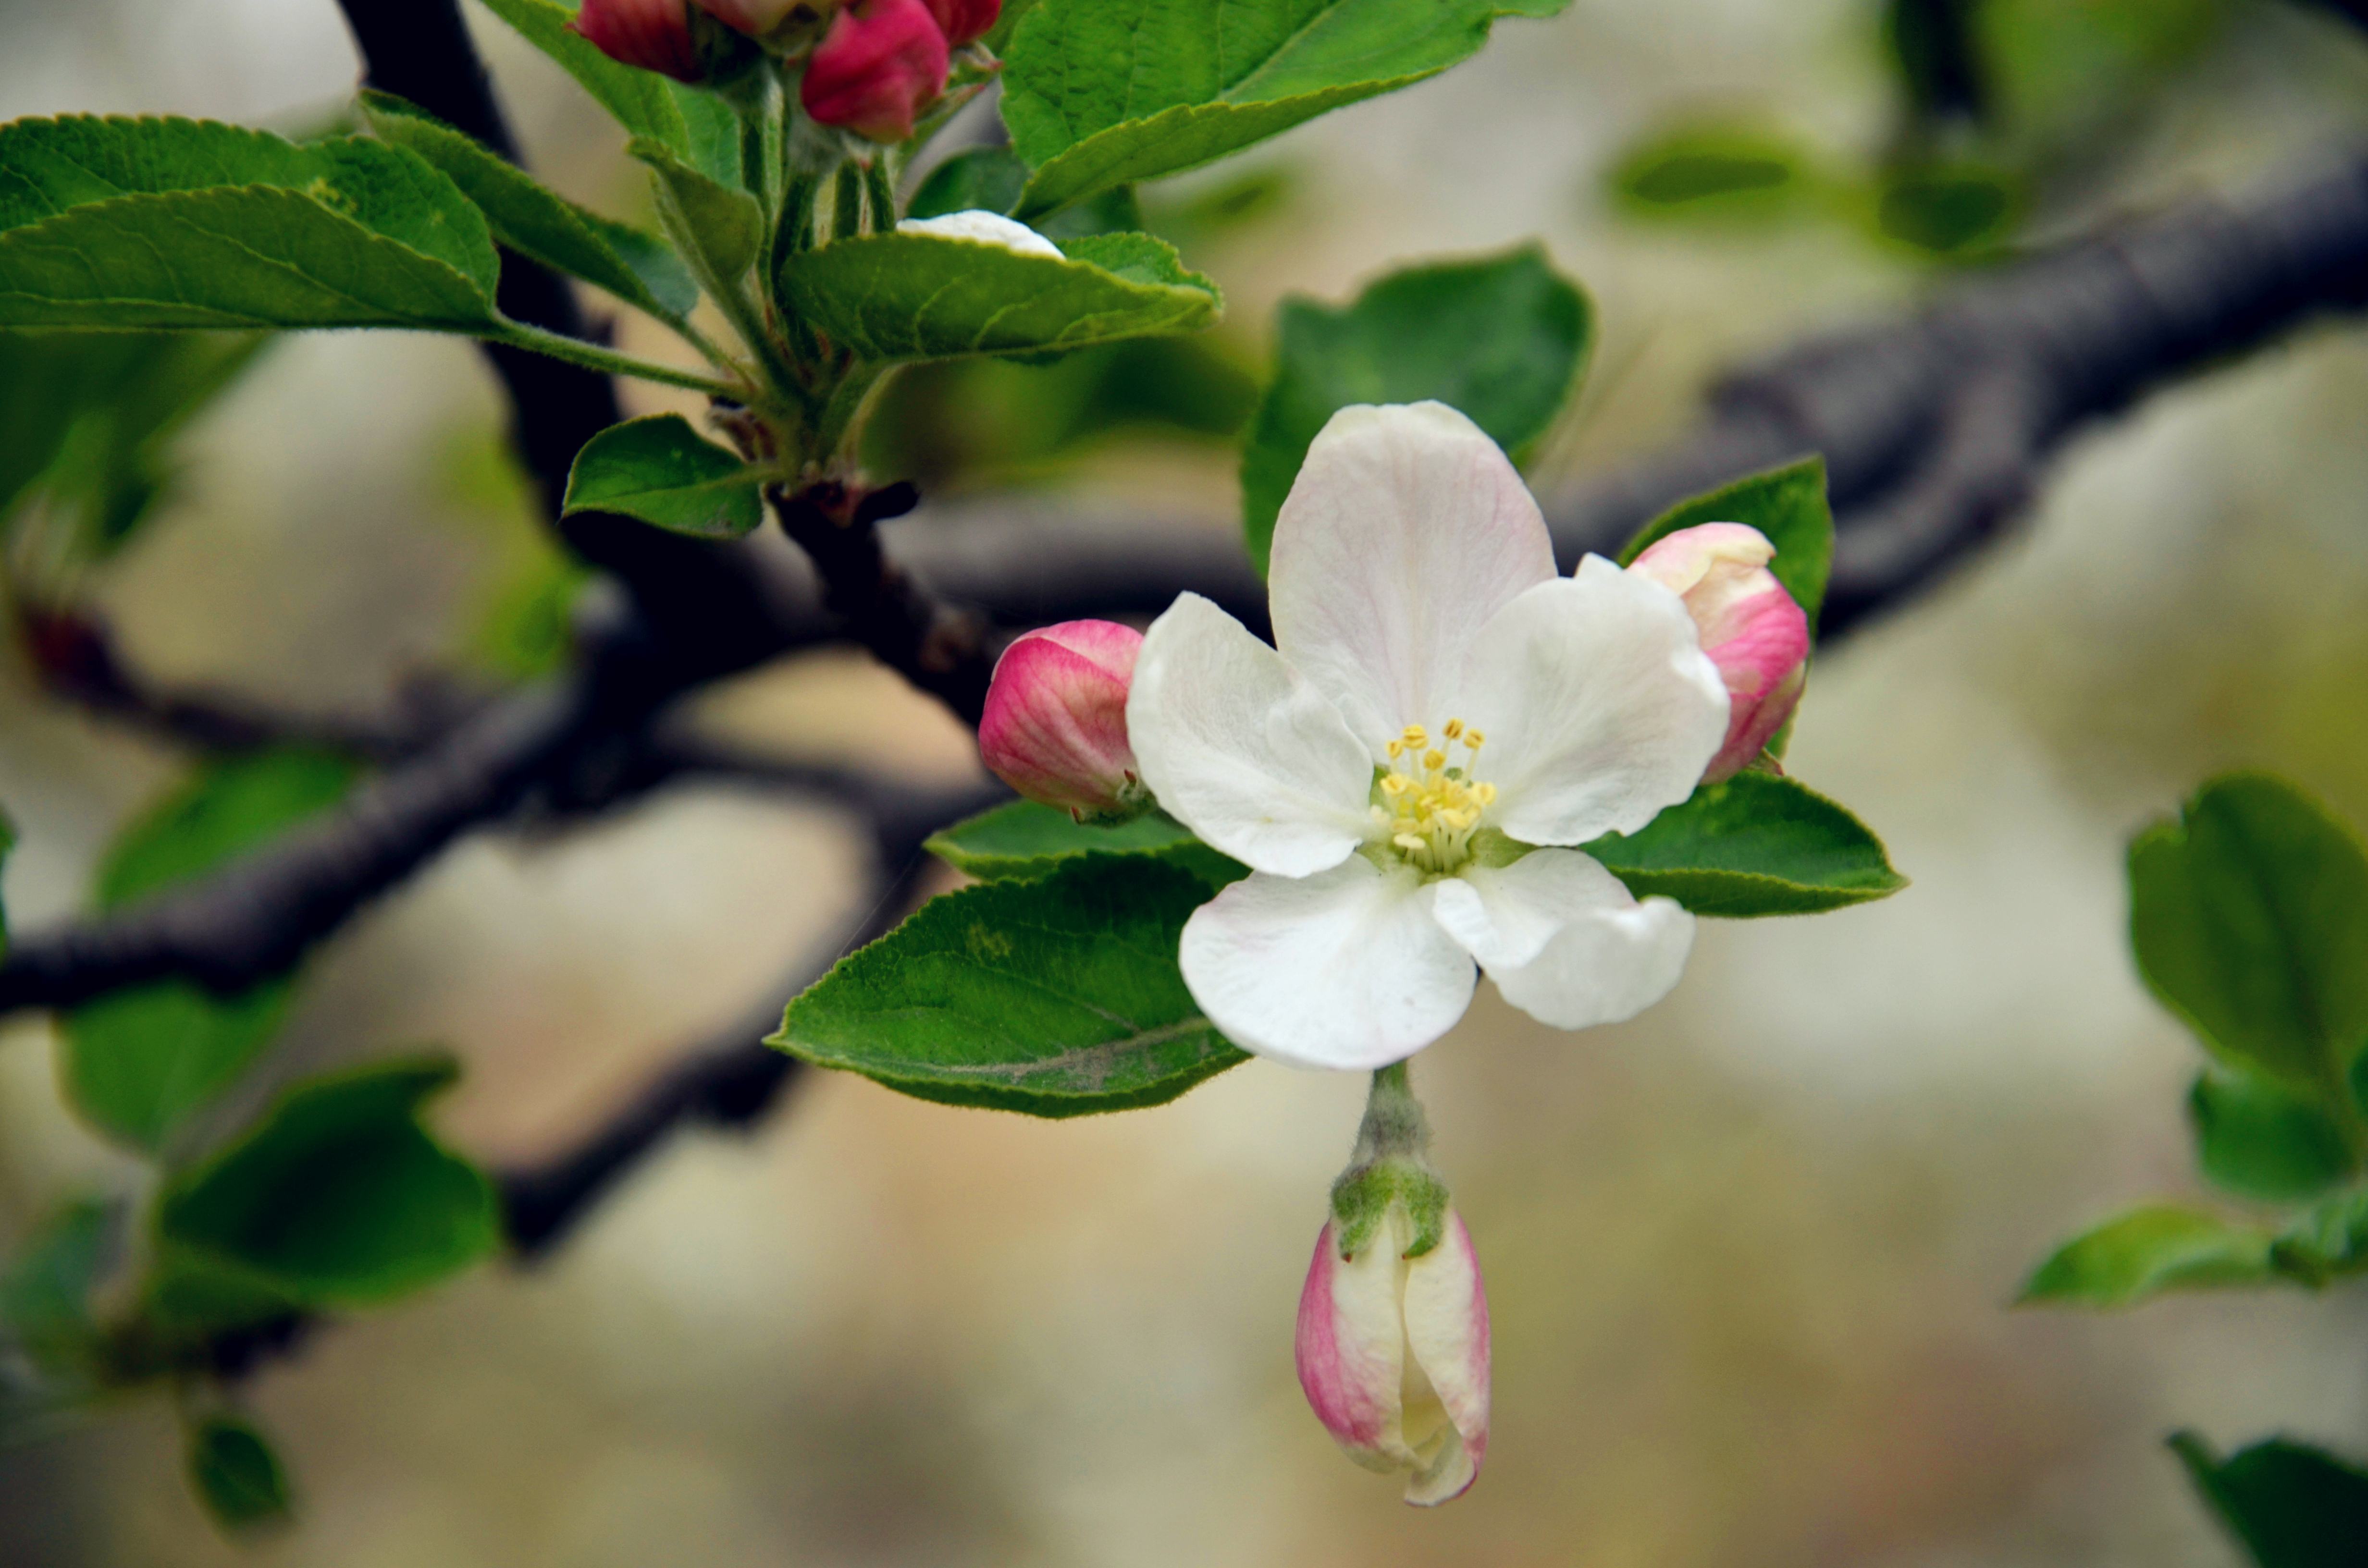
[799,0,950,141]
[978,620,1150,824]
[922,0,1000,46]
[570,0,705,81]
[1627,522,1810,782]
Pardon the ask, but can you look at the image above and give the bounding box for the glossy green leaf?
[153,1056,497,1317]
[925,799,1246,886]
[63,749,358,1152]
[2128,773,2368,1102]
[2019,1205,2276,1308]
[776,230,1219,363]
[1618,455,1834,638]
[2172,1433,2368,1568]
[0,1199,115,1377]
[1607,122,1821,219]
[2190,1070,2360,1204]
[0,116,501,331]
[363,92,698,322]
[1002,0,1569,218]
[772,855,1248,1116]
[1579,772,1904,917]
[562,414,765,538]
[475,0,743,184]
[629,137,762,283]
[1239,244,1588,573]
[187,1415,293,1532]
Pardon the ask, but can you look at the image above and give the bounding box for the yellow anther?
[1422,749,1446,772]
[1402,724,1429,748]
[1464,729,1485,749]
[1393,833,1427,853]
[1475,782,1498,805]
[1379,774,1409,796]
[1443,718,1464,740]
[1385,739,1403,759]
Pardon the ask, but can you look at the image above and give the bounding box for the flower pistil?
[1372,721,1497,874]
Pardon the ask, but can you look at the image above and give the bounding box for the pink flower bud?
[1628,522,1810,783]
[921,0,999,46]
[799,0,950,142]
[1295,1207,1490,1507]
[570,0,704,81]
[978,620,1148,823]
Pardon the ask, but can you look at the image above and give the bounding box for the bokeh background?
[5,0,2368,1562]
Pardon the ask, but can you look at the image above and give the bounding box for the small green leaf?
[63,749,358,1152]
[925,799,1247,886]
[1003,0,1569,218]
[908,147,1030,221]
[1607,122,1821,219]
[2128,773,2368,1102]
[474,0,741,184]
[363,92,699,322]
[771,855,1248,1117]
[1875,163,2018,255]
[1618,455,1834,638]
[629,138,763,283]
[1240,244,1588,574]
[562,414,765,539]
[0,1199,116,1378]
[1580,772,1905,918]
[152,1055,497,1316]
[2019,1205,2276,1308]
[2190,1070,2360,1204]
[775,229,1220,364]
[187,1415,293,1532]
[2171,1433,2368,1568]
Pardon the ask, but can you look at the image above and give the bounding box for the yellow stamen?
[1402,724,1429,748]
[1422,748,1446,772]
[1442,719,1464,740]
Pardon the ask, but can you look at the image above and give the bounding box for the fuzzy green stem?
[832,164,863,244]
[489,322,744,397]
[863,157,899,231]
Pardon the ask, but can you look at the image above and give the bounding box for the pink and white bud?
[921,0,1000,46]
[1628,522,1811,783]
[570,0,704,81]
[1295,1206,1491,1507]
[799,0,950,142]
[978,620,1148,823]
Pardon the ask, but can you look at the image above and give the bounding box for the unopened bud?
[571,0,704,81]
[694,0,832,38]
[895,209,1061,259]
[922,0,1000,47]
[799,0,950,142]
[978,620,1148,824]
[1628,522,1810,783]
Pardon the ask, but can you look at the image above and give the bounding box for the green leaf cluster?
[2022,774,2368,1310]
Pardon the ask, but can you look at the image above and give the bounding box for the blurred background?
[5,0,2368,1561]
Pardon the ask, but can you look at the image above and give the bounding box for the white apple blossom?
[1124,402,1730,1070]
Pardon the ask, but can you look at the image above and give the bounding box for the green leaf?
[0,1199,115,1377]
[1875,163,2018,255]
[2128,773,2368,1102]
[1579,772,1905,918]
[562,414,765,539]
[2172,1433,2368,1568]
[187,1415,293,1532]
[629,137,762,283]
[2019,1205,2276,1308]
[2269,1189,2368,1288]
[908,147,1030,221]
[1239,244,1588,574]
[475,0,742,184]
[152,1056,498,1318]
[1003,0,1570,218]
[1607,122,1822,220]
[771,855,1248,1116]
[2190,1070,2360,1204]
[924,799,1247,886]
[775,229,1220,363]
[363,92,699,322]
[1617,455,1834,638]
[0,116,502,331]
[62,749,358,1152]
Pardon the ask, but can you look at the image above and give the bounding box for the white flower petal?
[1269,403,1557,753]
[894,209,1063,259]
[1401,1210,1490,1507]
[1483,885,1696,1031]
[1178,858,1476,1070]
[1459,556,1729,847]
[1127,592,1373,876]
[1425,847,1631,971]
